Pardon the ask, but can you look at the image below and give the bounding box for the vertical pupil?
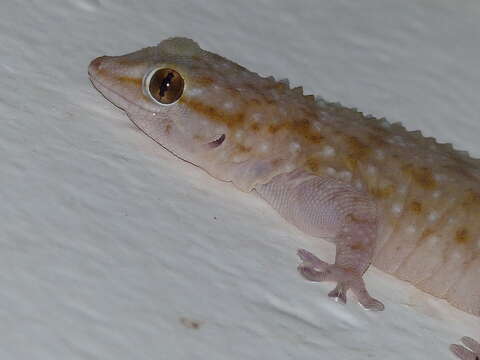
[148,68,184,105]
[159,72,174,97]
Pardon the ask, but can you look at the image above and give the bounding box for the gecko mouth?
[207,134,226,149]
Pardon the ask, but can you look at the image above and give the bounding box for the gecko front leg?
[255,170,384,311]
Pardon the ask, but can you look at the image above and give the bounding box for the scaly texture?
[88,38,480,360]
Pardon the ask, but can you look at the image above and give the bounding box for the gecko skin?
[89,38,480,359]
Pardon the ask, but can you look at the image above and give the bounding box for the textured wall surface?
[1,0,479,359]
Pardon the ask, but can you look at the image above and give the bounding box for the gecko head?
[89,37,310,187]
[88,37,251,166]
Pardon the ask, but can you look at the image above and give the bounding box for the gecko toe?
[450,343,478,360]
[297,248,328,270]
[297,264,327,282]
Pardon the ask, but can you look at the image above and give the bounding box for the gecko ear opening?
[207,134,226,148]
[145,68,185,105]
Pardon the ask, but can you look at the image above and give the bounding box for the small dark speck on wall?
[180,317,203,329]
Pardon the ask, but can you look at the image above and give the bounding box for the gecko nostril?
[208,134,225,148]
[88,56,108,75]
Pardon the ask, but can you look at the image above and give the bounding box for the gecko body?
[89,37,480,359]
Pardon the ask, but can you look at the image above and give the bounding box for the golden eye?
[146,68,184,105]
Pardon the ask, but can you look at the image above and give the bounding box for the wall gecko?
[88,37,480,359]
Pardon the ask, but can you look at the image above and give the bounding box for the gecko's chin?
[89,77,126,111]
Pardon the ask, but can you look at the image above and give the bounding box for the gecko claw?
[328,284,347,304]
[359,297,385,311]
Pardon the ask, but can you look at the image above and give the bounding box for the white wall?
[1,0,479,359]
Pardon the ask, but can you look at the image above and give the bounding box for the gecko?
[88,37,480,359]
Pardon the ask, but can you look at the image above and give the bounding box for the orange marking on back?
[409,201,423,214]
[195,76,215,86]
[235,144,251,153]
[250,123,260,132]
[347,136,371,160]
[455,228,469,244]
[371,184,395,199]
[305,158,320,172]
[402,164,437,190]
[268,124,282,134]
[462,189,480,208]
[343,136,371,171]
[420,228,435,241]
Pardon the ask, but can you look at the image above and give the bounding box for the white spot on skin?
[354,180,364,190]
[326,167,336,176]
[234,130,244,141]
[318,111,328,121]
[374,149,385,160]
[392,203,403,215]
[251,113,262,121]
[284,163,295,172]
[258,143,269,153]
[232,154,245,162]
[434,173,447,183]
[388,135,407,146]
[278,107,287,117]
[189,87,203,96]
[320,145,335,158]
[451,250,462,260]
[406,225,416,234]
[366,165,376,175]
[432,191,442,199]
[339,171,352,181]
[313,121,323,131]
[380,119,391,128]
[428,236,439,245]
[223,101,234,110]
[289,142,301,153]
[428,211,439,222]
[425,156,434,164]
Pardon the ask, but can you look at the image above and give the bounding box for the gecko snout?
[88,56,109,78]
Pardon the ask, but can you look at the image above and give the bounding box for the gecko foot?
[297,249,384,311]
[450,337,480,360]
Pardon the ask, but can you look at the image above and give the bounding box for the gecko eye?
[145,68,184,105]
